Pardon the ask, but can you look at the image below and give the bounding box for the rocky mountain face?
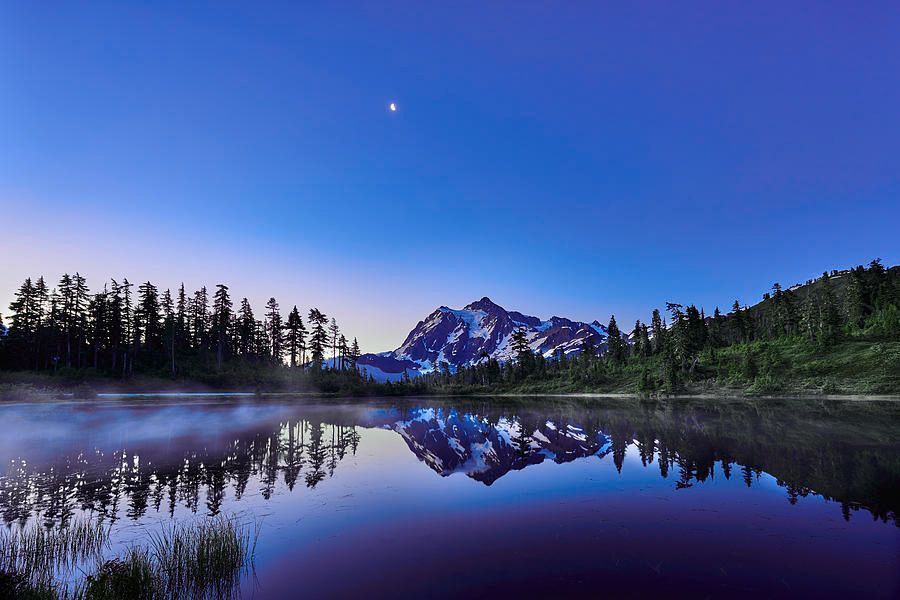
[357,297,612,380]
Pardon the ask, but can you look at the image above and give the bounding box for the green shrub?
[746,374,784,395]
[866,304,900,338]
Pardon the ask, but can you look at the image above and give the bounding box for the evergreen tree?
[307,308,328,369]
[190,286,209,350]
[212,284,232,370]
[666,303,688,366]
[650,309,665,354]
[238,298,255,357]
[844,268,867,329]
[265,298,283,364]
[136,281,161,354]
[57,273,76,367]
[801,292,820,343]
[121,278,135,374]
[868,258,892,311]
[639,324,651,358]
[337,334,348,370]
[162,289,176,375]
[632,320,643,357]
[328,318,340,368]
[87,287,108,370]
[730,300,747,343]
[254,319,270,359]
[771,283,797,337]
[708,307,724,348]
[661,333,679,392]
[510,327,530,361]
[683,305,707,359]
[48,288,61,370]
[176,283,188,352]
[72,273,90,367]
[819,277,842,343]
[285,306,304,368]
[348,337,361,370]
[606,315,626,365]
[580,335,596,359]
[8,278,37,368]
[297,314,308,365]
[108,279,125,374]
[33,277,49,368]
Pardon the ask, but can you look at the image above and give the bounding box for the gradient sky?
[2,2,899,352]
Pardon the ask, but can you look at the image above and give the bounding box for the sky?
[2,2,899,352]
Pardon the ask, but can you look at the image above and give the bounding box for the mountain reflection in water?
[1,397,897,528]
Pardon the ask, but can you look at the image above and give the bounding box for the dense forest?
[1,260,899,396]
[0,277,368,392]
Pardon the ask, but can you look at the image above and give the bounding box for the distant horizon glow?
[2,3,899,353]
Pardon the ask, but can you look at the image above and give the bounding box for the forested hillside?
[412,260,900,396]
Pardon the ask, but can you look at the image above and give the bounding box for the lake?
[0,396,897,598]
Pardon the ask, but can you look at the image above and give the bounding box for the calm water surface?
[0,396,897,598]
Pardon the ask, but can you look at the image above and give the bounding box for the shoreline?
[509,391,900,402]
[2,381,899,404]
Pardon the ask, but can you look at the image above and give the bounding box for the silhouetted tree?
[285,306,305,368]
[307,308,328,369]
[348,337,361,370]
[337,334,348,370]
[265,298,283,364]
[237,298,255,357]
[162,288,176,375]
[212,284,232,370]
[328,318,340,368]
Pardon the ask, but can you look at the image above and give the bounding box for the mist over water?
[1,396,897,597]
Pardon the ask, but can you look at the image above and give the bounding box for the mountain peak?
[464,296,504,312]
[357,298,621,381]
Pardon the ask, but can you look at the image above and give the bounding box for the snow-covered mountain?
[358,297,613,381]
[390,407,612,485]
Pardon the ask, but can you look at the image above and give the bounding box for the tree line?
[1,260,897,393]
[0,274,362,379]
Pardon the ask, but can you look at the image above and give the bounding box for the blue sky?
[2,2,898,352]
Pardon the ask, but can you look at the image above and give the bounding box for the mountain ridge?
[357,296,613,381]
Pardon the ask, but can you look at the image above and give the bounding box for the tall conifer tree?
[212,284,232,370]
[265,298,283,364]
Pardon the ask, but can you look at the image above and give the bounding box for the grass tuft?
[82,516,258,600]
[0,517,109,596]
[1,516,257,599]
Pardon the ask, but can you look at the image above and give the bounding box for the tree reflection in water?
[0,398,896,528]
